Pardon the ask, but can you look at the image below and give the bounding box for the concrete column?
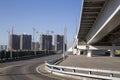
[87,50,92,57]
[77,49,81,55]
[110,44,115,57]
[110,49,115,57]
[86,45,92,57]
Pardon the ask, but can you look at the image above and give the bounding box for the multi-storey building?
[0,45,7,51]
[47,35,52,50]
[8,34,32,51]
[40,34,46,50]
[8,34,20,50]
[54,35,64,52]
[20,34,32,50]
[40,34,52,50]
[31,42,40,51]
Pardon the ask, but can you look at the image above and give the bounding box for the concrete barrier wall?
[77,45,120,50]
[92,50,107,55]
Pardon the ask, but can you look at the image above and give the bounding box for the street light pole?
[46,30,54,64]
[10,27,13,59]
[33,27,36,56]
[63,26,67,60]
[63,34,65,60]
[7,29,12,59]
[35,31,38,56]
[7,30,10,51]
[45,31,49,56]
[47,30,54,54]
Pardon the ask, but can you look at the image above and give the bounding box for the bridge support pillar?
[110,49,115,57]
[110,44,115,57]
[87,50,92,57]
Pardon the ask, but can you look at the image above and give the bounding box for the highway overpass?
[73,0,120,57]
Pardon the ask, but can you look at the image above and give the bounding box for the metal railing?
[45,57,120,80]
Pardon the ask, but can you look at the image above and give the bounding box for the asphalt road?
[0,54,61,80]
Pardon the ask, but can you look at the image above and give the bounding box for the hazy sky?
[0,0,82,48]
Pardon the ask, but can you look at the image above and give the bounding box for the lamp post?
[35,31,38,56]
[63,26,67,60]
[46,30,54,55]
[7,27,13,59]
[32,27,36,56]
[7,30,12,59]
[47,30,54,64]
[63,35,65,60]
[7,30,10,50]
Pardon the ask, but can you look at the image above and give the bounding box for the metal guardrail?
[45,57,120,80]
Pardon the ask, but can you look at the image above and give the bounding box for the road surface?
[0,55,61,80]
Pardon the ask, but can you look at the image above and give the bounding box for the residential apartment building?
[40,34,52,50]
[0,45,7,51]
[8,34,20,50]
[8,34,32,50]
[20,34,32,50]
[31,42,40,51]
[54,35,64,52]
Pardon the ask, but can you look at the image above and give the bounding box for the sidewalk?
[59,55,120,71]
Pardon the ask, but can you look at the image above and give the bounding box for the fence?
[0,50,55,62]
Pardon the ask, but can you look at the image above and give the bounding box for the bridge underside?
[78,0,106,42]
[75,0,120,57]
[93,24,120,46]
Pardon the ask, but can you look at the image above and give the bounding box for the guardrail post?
[51,66,53,74]
[110,73,113,77]
[89,71,91,75]
[45,61,47,70]
[60,68,64,71]
[73,69,75,72]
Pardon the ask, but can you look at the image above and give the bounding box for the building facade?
[8,34,32,51]
[40,34,46,50]
[31,42,40,51]
[47,35,52,50]
[8,34,20,50]
[40,34,52,50]
[0,45,7,51]
[54,35,64,52]
[20,34,32,50]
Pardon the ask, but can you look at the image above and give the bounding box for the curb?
[36,64,66,80]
